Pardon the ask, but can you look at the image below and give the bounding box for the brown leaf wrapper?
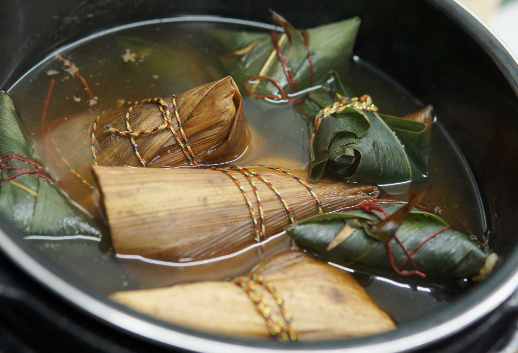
[47,76,249,214]
[95,76,248,167]
[92,159,379,262]
[111,250,396,341]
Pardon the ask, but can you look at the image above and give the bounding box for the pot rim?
[1,1,518,352]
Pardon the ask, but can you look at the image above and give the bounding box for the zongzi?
[48,76,250,212]
[209,11,361,101]
[287,199,498,280]
[111,250,396,341]
[0,91,101,237]
[304,72,430,184]
[92,159,378,261]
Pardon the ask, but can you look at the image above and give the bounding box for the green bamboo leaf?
[379,113,430,173]
[207,15,361,96]
[367,188,429,242]
[265,11,308,92]
[0,91,102,237]
[306,75,430,184]
[314,109,369,153]
[287,203,492,280]
[0,93,32,157]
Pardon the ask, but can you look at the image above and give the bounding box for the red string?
[398,225,453,270]
[55,53,94,99]
[392,234,421,272]
[359,201,421,272]
[354,199,434,277]
[352,198,429,212]
[385,243,426,278]
[0,170,54,187]
[76,73,93,100]
[245,29,314,104]
[0,151,56,189]
[361,196,449,275]
[41,78,59,175]
[0,153,48,173]
[270,32,297,93]
[45,53,95,177]
[245,75,288,100]
[0,154,55,183]
[41,79,55,138]
[360,203,389,218]
[0,166,34,172]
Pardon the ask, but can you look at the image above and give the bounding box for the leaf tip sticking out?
[327,223,358,251]
[369,187,430,242]
[403,104,434,139]
[269,9,302,44]
[269,9,285,26]
[404,104,433,124]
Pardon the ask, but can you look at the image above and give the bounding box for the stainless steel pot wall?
[1,0,518,352]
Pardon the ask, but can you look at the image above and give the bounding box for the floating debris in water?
[65,63,79,77]
[121,49,137,63]
[89,96,99,107]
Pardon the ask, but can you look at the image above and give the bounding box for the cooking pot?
[1,0,518,352]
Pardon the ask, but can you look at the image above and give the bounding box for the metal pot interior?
[1,0,518,351]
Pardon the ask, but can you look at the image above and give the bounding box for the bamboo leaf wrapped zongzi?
[304,72,430,183]
[210,14,430,185]
[287,200,497,280]
[208,11,361,100]
[0,91,101,237]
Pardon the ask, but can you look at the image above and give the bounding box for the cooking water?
[7,18,487,325]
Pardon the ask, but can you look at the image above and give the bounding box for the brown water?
[7,18,487,325]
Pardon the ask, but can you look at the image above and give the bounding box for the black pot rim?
[1,1,518,352]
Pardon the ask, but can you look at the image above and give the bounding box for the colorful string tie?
[91,95,197,167]
[346,199,452,278]
[211,165,323,244]
[51,138,94,189]
[234,274,298,341]
[310,93,379,157]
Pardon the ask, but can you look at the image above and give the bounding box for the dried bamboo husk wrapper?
[117,232,292,289]
[93,76,249,167]
[111,250,395,341]
[48,76,249,213]
[92,158,379,261]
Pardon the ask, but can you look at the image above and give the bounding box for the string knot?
[91,96,197,167]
